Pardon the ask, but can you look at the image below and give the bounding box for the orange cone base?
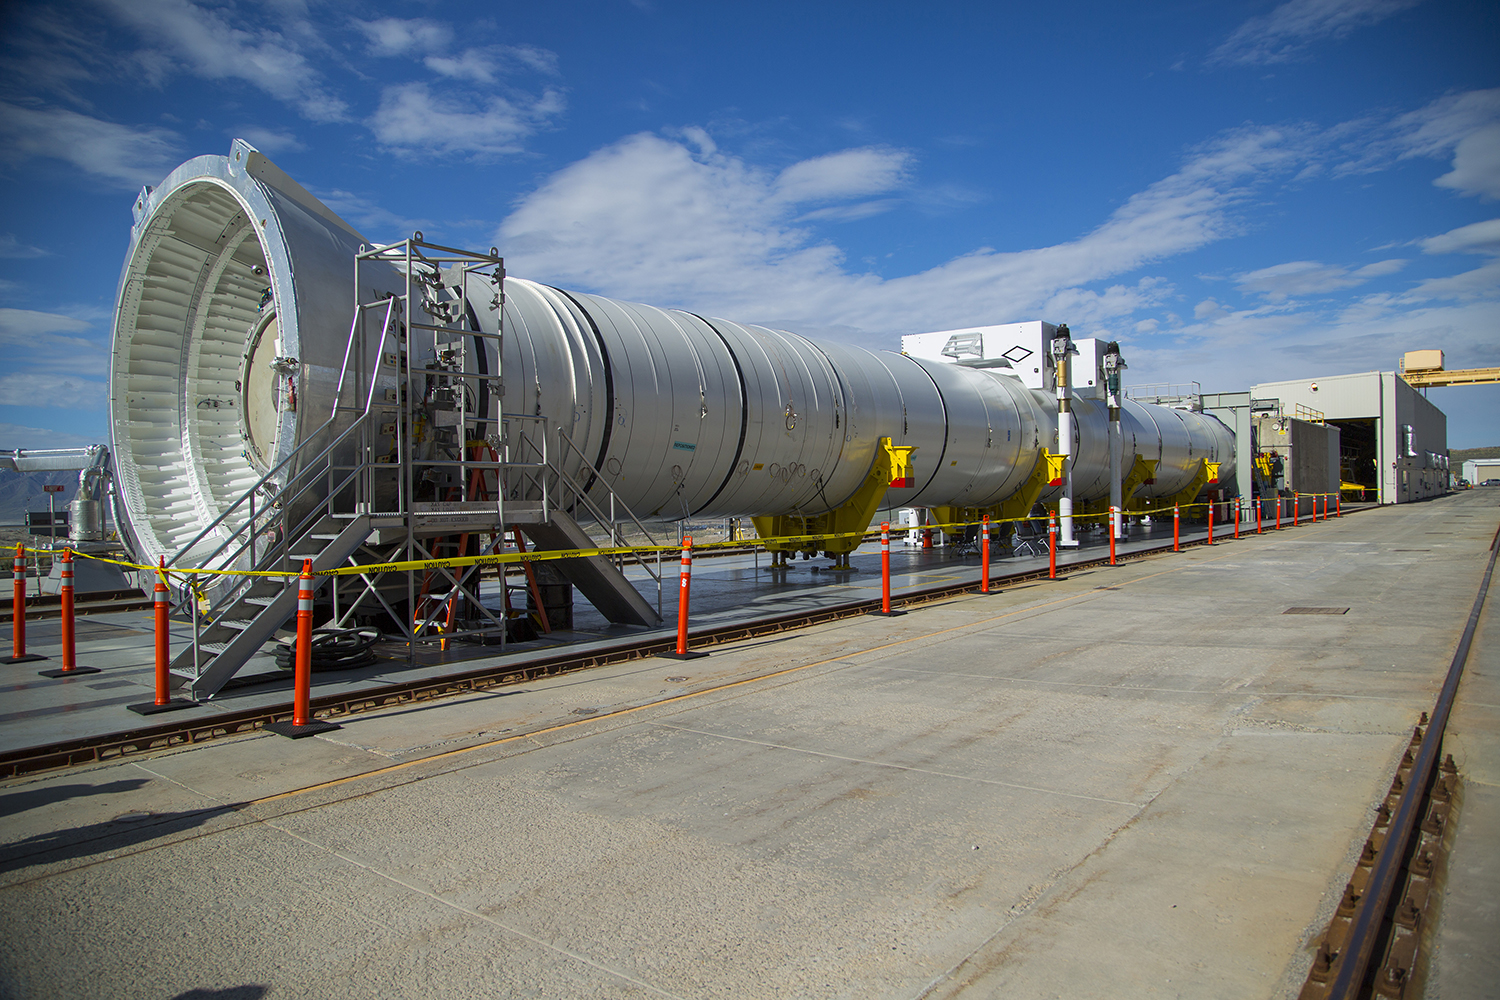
[127,698,198,715]
[658,649,709,660]
[2,653,48,664]
[264,719,342,739]
[39,665,101,677]
[869,608,907,617]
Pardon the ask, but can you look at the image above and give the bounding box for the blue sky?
[1,0,1497,449]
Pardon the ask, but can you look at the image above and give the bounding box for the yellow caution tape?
[19,494,1337,581]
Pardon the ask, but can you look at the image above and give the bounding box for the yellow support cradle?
[752,438,916,558]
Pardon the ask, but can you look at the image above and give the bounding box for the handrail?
[556,428,660,546]
[166,299,399,573]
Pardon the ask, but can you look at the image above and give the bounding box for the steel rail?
[1,504,1380,779]
[1322,515,1499,998]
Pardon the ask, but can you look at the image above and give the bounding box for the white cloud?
[0,102,179,189]
[0,373,106,408]
[497,125,1305,337]
[1236,259,1408,301]
[0,423,102,449]
[1393,88,1500,161]
[1343,88,1500,200]
[97,0,348,122]
[356,17,453,56]
[425,49,504,84]
[773,148,912,203]
[1421,218,1500,256]
[1400,259,1500,302]
[797,200,900,223]
[369,83,565,158]
[0,309,109,380]
[0,309,92,339]
[1210,0,1422,66]
[1434,123,1500,200]
[356,18,559,85]
[0,235,49,259]
[231,126,304,154]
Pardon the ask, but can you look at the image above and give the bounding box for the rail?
[1303,517,1499,998]
[164,298,400,585]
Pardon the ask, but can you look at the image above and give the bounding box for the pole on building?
[1104,342,1127,540]
[1054,326,1080,548]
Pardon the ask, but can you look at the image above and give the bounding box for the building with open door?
[1250,371,1449,504]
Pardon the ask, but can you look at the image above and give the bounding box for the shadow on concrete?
[172,988,268,1000]
[0,778,151,817]
[0,803,243,875]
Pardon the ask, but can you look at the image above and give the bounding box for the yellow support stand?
[995,449,1059,522]
[1122,455,1159,513]
[1164,457,1213,510]
[752,438,916,557]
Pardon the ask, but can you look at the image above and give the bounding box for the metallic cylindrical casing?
[110,143,1238,574]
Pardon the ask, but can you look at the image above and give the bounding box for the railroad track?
[13,589,152,621]
[1298,519,1499,1000]
[1,531,1223,779]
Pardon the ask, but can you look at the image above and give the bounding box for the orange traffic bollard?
[1048,512,1058,578]
[1256,498,1262,534]
[266,560,340,736]
[129,557,194,714]
[1207,501,1214,544]
[1109,507,1117,564]
[1293,495,1300,528]
[662,537,709,657]
[294,559,315,724]
[980,515,992,593]
[873,521,905,616]
[1173,505,1180,551]
[1337,493,1342,517]
[40,549,99,677]
[1276,498,1282,530]
[1234,500,1240,540]
[4,543,46,664]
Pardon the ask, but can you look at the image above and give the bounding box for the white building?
[1251,371,1449,504]
[1462,459,1500,484]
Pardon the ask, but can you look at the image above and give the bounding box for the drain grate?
[1284,607,1350,615]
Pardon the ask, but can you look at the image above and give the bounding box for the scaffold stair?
[518,510,659,627]
[169,515,373,699]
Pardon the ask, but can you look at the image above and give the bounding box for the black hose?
[275,627,381,672]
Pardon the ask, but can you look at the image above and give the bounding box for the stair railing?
[166,298,400,616]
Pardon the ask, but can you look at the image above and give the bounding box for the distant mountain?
[1452,446,1500,462]
[0,470,86,525]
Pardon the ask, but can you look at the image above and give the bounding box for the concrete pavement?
[0,491,1494,999]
